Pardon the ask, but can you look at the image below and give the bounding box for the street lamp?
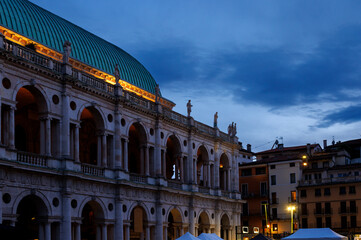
[287,205,296,233]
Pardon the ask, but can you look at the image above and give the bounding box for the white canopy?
[176,232,199,240]
[197,233,223,240]
[282,228,347,240]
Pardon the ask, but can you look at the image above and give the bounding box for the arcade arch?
[129,205,149,240]
[167,208,183,240]
[128,122,149,175]
[165,135,183,181]
[220,214,231,240]
[197,211,210,236]
[219,153,231,191]
[81,200,106,240]
[196,146,210,187]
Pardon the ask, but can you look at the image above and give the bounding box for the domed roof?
[0,0,158,94]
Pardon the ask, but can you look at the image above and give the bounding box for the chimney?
[323,140,327,149]
[307,143,311,156]
[247,144,252,152]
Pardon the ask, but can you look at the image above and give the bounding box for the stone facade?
[0,29,243,240]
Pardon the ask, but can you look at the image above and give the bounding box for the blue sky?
[31,0,361,151]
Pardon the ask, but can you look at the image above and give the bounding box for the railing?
[130,174,147,183]
[129,93,149,109]
[219,132,229,141]
[168,180,183,190]
[17,151,47,167]
[221,190,229,197]
[7,42,51,69]
[339,207,358,214]
[199,186,210,194]
[288,197,298,203]
[299,175,361,186]
[81,163,105,177]
[270,198,279,204]
[195,121,215,135]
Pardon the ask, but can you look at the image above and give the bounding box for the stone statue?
[228,123,232,136]
[114,64,120,85]
[62,40,71,63]
[187,100,192,117]
[233,123,237,136]
[214,112,218,128]
[155,84,160,103]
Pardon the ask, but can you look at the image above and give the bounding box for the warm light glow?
[287,206,296,211]
[274,227,277,230]
[220,164,223,168]
[303,162,308,166]
[267,224,270,228]
[31,217,36,220]
[302,155,307,159]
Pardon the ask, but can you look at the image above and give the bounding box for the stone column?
[124,139,129,171]
[44,222,51,240]
[162,150,166,177]
[114,107,122,168]
[39,223,44,240]
[215,210,220,236]
[61,194,72,240]
[180,156,184,182]
[227,168,231,191]
[45,117,51,156]
[61,93,70,157]
[0,187,2,224]
[74,124,80,162]
[207,164,211,188]
[102,134,107,167]
[8,106,15,149]
[163,225,168,240]
[40,118,48,155]
[193,160,197,184]
[189,208,195,235]
[223,170,227,191]
[145,145,149,176]
[97,135,102,166]
[0,100,2,145]
[102,224,107,240]
[124,224,130,240]
[96,225,101,240]
[154,123,162,176]
[75,223,81,240]
[145,225,150,240]
[155,204,163,240]
[114,199,123,240]
[140,146,145,174]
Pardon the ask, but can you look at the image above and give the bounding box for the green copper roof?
[0,0,158,94]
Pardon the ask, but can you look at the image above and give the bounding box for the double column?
[96,132,108,167]
[40,116,51,156]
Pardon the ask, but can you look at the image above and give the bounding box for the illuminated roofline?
[0,26,175,109]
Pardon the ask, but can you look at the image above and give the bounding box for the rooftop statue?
[187,100,192,117]
[62,40,71,63]
[155,84,161,103]
[214,112,218,128]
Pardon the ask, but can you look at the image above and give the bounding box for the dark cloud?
[316,104,361,128]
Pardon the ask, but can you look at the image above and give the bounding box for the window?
[339,186,346,195]
[316,217,322,228]
[325,217,332,228]
[270,165,276,169]
[350,200,356,213]
[290,191,296,202]
[312,162,318,169]
[325,202,331,214]
[340,201,346,213]
[271,192,277,204]
[324,188,330,196]
[302,218,308,228]
[256,167,266,175]
[290,173,296,184]
[315,202,322,214]
[289,162,295,167]
[272,224,278,231]
[301,203,307,215]
[351,216,357,228]
[315,188,321,197]
[341,216,347,229]
[243,203,249,216]
[271,175,276,185]
[323,161,329,168]
[241,184,248,197]
[300,189,307,198]
[272,208,278,219]
[349,186,356,194]
[260,182,267,196]
[241,169,252,176]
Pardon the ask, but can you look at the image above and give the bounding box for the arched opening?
[197,146,209,187]
[197,211,210,236]
[128,123,147,175]
[167,208,183,240]
[221,214,230,240]
[79,107,105,165]
[16,195,49,240]
[219,153,230,191]
[15,86,47,154]
[81,201,105,240]
[130,206,148,240]
[166,135,182,181]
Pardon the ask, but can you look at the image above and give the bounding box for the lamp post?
[287,205,296,234]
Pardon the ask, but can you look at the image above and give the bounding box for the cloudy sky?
[31,0,361,151]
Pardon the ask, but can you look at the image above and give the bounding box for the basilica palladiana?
[0,0,245,239]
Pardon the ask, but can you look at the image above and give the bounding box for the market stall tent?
[176,232,199,240]
[282,228,347,240]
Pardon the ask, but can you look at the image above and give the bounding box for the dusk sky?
[31,0,361,152]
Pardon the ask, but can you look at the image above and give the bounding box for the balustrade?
[81,163,105,177]
[17,151,47,167]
